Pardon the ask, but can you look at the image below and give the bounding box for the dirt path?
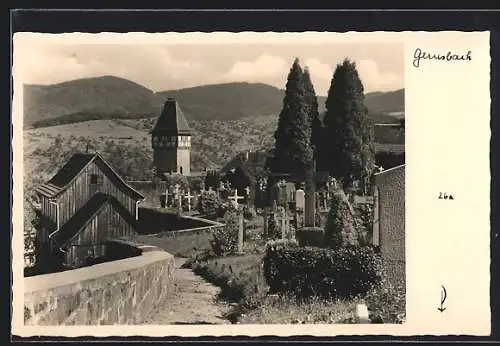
[141,257,231,325]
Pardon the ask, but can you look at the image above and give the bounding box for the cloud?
[356,59,404,92]
[303,58,333,96]
[15,43,403,94]
[301,58,403,95]
[224,54,288,81]
[15,44,209,91]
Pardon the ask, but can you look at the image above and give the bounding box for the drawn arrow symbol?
[438,285,447,312]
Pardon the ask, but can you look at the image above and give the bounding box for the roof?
[35,152,144,200]
[374,164,405,185]
[375,143,405,154]
[151,98,191,136]
[52,193,139,248]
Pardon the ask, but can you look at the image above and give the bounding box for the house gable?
[35,152,144,201]
[53,193,138,249]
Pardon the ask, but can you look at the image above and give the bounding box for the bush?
[210,210,240,256]
[324,189,359,248]
[198,191,224,215]
[364,274,406,324]
[263,243,382,299]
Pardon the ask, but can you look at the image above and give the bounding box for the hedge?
[263,243,382,298]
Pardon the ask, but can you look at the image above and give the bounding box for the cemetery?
[23,57,405,326]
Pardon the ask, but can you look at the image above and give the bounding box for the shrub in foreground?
[210,208,240,256]
[263,243,382,298]
[324,189,360,248]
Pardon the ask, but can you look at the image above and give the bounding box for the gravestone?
[295,188,305,211]
[304,161,316,227]
[295,188,305,228]
[237,211,244,254]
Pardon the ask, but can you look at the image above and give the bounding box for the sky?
[18,42,404,96]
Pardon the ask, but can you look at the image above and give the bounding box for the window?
[90,174,103,185]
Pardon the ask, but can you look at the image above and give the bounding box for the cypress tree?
[302,67,323,162]
[273,58,313,175]
[322,59,375,190]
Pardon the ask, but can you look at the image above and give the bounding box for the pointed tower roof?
[152,98,192,136]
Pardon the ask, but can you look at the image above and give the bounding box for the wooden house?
[34,152,144,269]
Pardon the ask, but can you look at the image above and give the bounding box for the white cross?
[378,166,384,173]
[228,189,245,207]
[184,190,194,212]
[174,183,180,194]
[244,186,251,196]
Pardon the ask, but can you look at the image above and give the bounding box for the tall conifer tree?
[302,67,323,162]
[273,58,313,174]
[322,59,375,189]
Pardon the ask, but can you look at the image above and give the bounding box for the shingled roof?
[152,98,191,136]
[52,193,139,248]
[35,152,144,200]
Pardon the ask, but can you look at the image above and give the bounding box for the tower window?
[90,174,103,185]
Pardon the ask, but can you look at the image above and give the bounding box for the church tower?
[151,98,192,176]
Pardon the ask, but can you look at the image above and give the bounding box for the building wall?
[24,245,175,325]
[153,135,191,176]
[64,204,137,268]
[176,147,191,175]
[375,165,405,286]
[42,161,138,226]
[153,148,178,175]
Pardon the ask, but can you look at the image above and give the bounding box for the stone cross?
[184,190,194,212]
[378,166,385,173]
[228,189,245,208]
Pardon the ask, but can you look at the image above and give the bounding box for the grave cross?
[378,166,384,173]
[228,189,245,208]
[176,189,183,216]
[184,190,194,212]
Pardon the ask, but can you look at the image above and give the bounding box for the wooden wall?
[63,203,136,267]
[43,160,138,226]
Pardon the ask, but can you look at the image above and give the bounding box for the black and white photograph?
[19,35,406,326]
[11,31,490,337]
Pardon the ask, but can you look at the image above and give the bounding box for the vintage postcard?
[11,31,491,337]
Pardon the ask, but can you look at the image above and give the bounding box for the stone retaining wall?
[23,242,174,325]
